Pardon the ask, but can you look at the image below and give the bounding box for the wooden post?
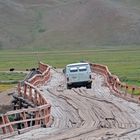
[3,115,14,133]
[34,90,38,105]
[118,83,121,91]
[22,112,28,128]
[131,87,135,98]
[114,79,117,88]
[44,109,48,124]
[138,96,140,104]
[113,78,117,90]
[48,107,51,122]
[125,86,128,96]
[107,75,111,84]
[39,94,42,105]
[121,85,123,90]
[45,107,51,124]
[41,96,44,105]
[35,111,40,125]
[24,84,27,99]
[1,115,7,134]
[18,82,22,96]
[29,86,32,102]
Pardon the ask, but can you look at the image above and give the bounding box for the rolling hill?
[0,0,140,50]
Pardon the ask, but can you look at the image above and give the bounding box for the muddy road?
[6,69,140,140]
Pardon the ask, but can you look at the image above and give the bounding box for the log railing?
[28,62,51,86]
[0,62,51,139]
[90,63,140,103]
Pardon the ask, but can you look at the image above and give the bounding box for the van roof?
[66,62,89,67]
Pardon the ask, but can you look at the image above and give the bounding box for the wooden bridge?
[1,61,140,140]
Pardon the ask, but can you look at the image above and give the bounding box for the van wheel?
[86,83,91,89]
[67,84,71,89]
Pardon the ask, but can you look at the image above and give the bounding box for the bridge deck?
[6,69,140,140]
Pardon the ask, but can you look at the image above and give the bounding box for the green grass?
[0,46,140,86]
[0,72,26,82]
[0,72,26,92]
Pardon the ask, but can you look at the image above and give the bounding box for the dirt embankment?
[0,88,15,114]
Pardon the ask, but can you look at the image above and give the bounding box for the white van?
[64,62,92,89]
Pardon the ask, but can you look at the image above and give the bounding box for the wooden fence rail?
[90,63,140,103]
[0,62,51,139]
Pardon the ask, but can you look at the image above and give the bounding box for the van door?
[68,67,79,83]
[78,65,89,82]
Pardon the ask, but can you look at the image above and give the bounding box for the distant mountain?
[0,0,140,50]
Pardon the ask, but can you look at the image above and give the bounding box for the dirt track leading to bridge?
[6,69,140,140]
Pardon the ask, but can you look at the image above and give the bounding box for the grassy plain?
[0,72,27,92]
[0,84,16,92]
[0,46,140,87]
[0,72,26,82]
